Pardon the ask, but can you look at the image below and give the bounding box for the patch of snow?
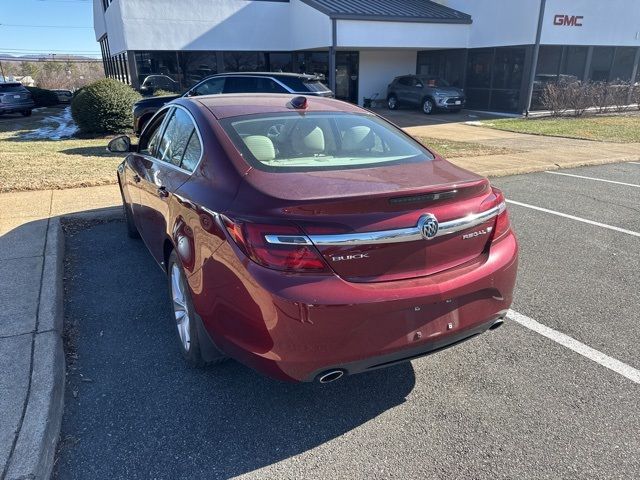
[464,121,487,126]
[21,107,79,140]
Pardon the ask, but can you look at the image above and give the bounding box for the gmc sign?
[553,14,584,26]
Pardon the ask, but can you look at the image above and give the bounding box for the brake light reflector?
[222,217,329,273]
[491,188,511,242]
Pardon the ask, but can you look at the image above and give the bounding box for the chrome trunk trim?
[265,202,505,246]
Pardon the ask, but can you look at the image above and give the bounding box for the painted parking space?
[55,221,640,480]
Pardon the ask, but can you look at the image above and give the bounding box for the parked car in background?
[53,89,73,104]
[110,93,518,383]
[133,72,333,135]
[387,75,465,114]
[0,82,35,116]
[139,74,181,95]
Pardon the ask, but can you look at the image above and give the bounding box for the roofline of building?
[299,0,473,25]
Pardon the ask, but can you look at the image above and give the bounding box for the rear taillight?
[222,217,329,273]
[491,187,511,242]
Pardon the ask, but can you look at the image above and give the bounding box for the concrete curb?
[482,156,640,178]
[4,209,120,480]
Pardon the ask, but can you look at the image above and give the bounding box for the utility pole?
[524,0,547,116]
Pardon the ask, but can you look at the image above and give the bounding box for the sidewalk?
[0,185,120,480]
[379,108,640,176]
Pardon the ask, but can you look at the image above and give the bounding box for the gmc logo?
[553,14,583,26]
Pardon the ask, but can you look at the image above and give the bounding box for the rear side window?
[223,77,258,93]
[157,108,202,170]
[279,77,329,93]
[397,77,413,86]
[0,84,26,93]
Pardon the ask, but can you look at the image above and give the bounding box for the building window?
[268,52,293,73]
[135,52,181,91]
[223,52,267,72]
[560,46,588,80]
[416,50,466,88]
[610,47,637,82]
[492,48,525,90]
[535,46,562,81]
[294,51,329,78]
[178,52,218,88]
[466,49,493,89]
[589,47,615,82]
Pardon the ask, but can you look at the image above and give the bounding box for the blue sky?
[0,0,99,57]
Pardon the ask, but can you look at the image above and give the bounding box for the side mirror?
[107,135,133,153]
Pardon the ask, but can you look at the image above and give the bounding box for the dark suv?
[0,82,35,117]
[133,72,333,135]
[387,75,465,114]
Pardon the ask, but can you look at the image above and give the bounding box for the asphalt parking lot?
[54,162,639,480]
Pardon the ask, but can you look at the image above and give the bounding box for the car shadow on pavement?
[55,219,416,480]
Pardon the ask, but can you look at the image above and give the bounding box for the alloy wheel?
[170,263,191,352]
[388,97,397,109]
[422,99,433,114]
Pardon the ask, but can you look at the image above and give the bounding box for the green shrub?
[71,79,141,134]
[152,89,176,97]
[26,87,59,107]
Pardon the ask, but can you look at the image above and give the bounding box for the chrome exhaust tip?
[318,370,345,384]
[489,318,505,330]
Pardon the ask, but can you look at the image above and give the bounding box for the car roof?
[186,93,365,120]
[0,82,24,87]
[211,72,322,80]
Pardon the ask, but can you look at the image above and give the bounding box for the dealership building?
[94,0,640,112]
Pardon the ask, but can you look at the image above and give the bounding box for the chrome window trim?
[265,202,505,246]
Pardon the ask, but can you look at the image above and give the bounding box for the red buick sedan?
[110,94,518,383]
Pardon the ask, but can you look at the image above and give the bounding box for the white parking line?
[506,200,640,238]
[545,171,640,188]
[628,161,640,165]
[508,310,640,384]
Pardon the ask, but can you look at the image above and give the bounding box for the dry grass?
[415,136,517,158]
[482,114,640,143]
[0,107,122,193]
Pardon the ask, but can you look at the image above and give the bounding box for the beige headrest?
[342,126,374,152]
[291,122,325,154]
[243,135,275,162]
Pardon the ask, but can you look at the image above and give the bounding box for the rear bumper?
[0,101,34,113]
[191,232,518,382]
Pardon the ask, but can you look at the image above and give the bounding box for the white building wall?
[440,0,539,47]
[93,0,106,40]
[103,0,316,54]
[290,0,332,51]
[357,50,417,106]
[541,0,640,46]
[337,20,469,49]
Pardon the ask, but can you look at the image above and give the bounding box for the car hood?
[432,87,464,96]
[134,94,181,109]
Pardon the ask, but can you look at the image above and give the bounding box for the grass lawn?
[0,107,122,193]
[415,136,517,158]
[482,114,640,143]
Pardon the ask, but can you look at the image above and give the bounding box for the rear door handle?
[157,186,169,198]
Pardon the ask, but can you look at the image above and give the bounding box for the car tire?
[167,250,227,367]
[387,95,398,110]
[122,202,140,239]
[22,109,32,117]
[422,98,435,115]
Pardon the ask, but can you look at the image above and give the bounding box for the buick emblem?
[419,214,439,240]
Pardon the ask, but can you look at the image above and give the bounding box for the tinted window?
[139,110,169,157]
[157,108,197,167]
[192,77,225,96]
[561,46,588,79]
[222,112,433,173]
[611,47,637,82]
[467,50,493,88]
[279,77,330,93]
[589,47,615,82]
[397,77,413,86]
[223,77,258,93]
[0,84,26,93]
[223,52,267,72]
[256,78,287,93]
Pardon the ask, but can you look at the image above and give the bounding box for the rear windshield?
[221,112,434,172]
[0,84,26,93]
[280,77,330,93]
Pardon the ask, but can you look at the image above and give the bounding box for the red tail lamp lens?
[222,217,329,273]
[491,187,511,242]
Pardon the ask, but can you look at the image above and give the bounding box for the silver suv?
[387,75,465,114]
